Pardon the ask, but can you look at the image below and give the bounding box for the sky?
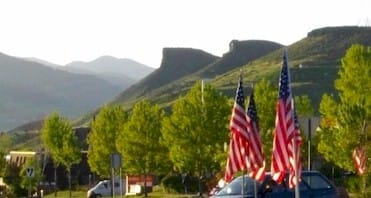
[0,0,370,68]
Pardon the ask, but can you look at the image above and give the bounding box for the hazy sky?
[0,0,369,68]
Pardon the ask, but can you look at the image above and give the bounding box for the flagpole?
[253,180,257,198]
[361,119,367,195]
[292,117,300,198]
[240,70,244,198]
[241,173,245,197]
[250,81,258,198]
[293,136,300,198]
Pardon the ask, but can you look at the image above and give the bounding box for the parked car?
[87,179,125,198]
[211,171,342,198]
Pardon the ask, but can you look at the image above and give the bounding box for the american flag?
[288,113,303,188]
[246,90,266,182]
[225,75,249,183]
[353,146,367,175]
[271,50,302,187]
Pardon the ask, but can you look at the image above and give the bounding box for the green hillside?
[8,26,371,149]
[113,26,371,113]
[111,40,284,108]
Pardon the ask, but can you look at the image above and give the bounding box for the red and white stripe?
[225,92,249,182]
[271,99,291,183]
[353,146,367,175]
[246,116,264,170]
[271,50,302,188]
[245,95,266,182]
[289,127,302,188]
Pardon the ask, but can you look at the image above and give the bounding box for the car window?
[302,175,332,189]
[268,180,286,193]
[286,179,308,192]
[216,176,257,196]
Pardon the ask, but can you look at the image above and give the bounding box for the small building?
[6,151,36,167]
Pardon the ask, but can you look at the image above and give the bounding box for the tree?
[0,133,12,176]
[41,112,81,197]
[317,44,371,173]
[294,95,315,117]
[116,100,169,197]
[87,105,127,177]
[253,79,276,160]
[162,82,230,179]
[20,158,42,197]
[253,79,314,168]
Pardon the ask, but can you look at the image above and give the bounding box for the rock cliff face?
[198,40,283,77]
[150,48,219,87]
[113,48,219,102]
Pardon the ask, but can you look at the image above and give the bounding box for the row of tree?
[39,75,314,196]
[35,44,370,196]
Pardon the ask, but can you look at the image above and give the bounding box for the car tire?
[89,194,102,198]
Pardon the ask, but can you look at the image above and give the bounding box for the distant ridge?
[253,26,371,66]
[197,40,283,78]
[8,26,371,150]
[65,56,155,80]
[112,48,219,103]
[22,57,61,68]
[111,40,283,106]
[110,26,371,112]
[0,52,122,130]
[214,26,371,110]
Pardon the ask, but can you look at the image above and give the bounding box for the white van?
[87,179,125,198]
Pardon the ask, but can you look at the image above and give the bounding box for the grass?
[43,191,199,198]
[43,191,86,198]
[42,186,201,198]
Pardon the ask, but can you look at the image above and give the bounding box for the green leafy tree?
[0,133,12,176]
[87,105,127,177]
[254,79,313,168]
[116,100,169,197]
[162,82,230,178]
[294,95,315,117]
[41,112,81,197]
[317,44,371,173]
[0,151,6,177]
[20,158,42,197]
[253,79,276,160]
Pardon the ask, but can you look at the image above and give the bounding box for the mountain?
[23,56,153,89]
[111,48,219,105]
[110,26,371,112]
[22,57,61,68]
[65,55,155,81]
[197,40,283,78]
[111,40,284,107]
[213,26,371,108]
[8,26,371,148]
[0,53,123,130]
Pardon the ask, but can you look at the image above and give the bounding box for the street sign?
[298,117,320,137]
[26,167,35,177]
[111,153,122,168]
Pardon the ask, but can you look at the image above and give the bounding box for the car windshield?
[302,174,333,189]
[216,176,259,196]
